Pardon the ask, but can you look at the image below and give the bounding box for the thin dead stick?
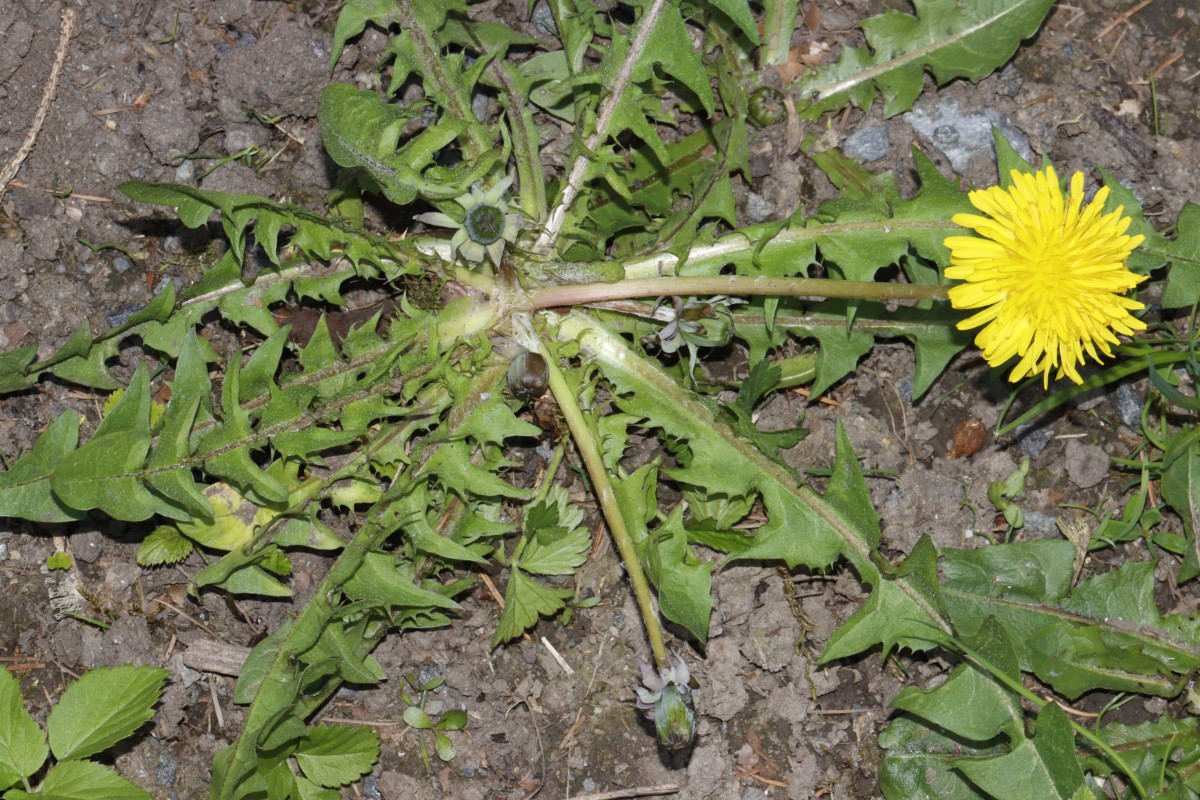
[208,674,225,729]
[533,0,670,255]
[5,180,113,203]
[557,785,679,800]
[1153,51,1183,80]
[1093,0,1155,42]
[0,8,76,192]
[540,636,575,676]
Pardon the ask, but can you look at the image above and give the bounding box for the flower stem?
[530,276,949,310]
[540,344,669,669]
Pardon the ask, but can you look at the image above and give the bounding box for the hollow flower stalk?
[944,166,1147,387]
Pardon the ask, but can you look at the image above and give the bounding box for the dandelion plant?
[1,1,1199,799]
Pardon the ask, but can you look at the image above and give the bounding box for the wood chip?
[182,639,252,677]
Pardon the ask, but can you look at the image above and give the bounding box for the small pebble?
[155,752,179,787]
[0,542,8,562]
[362,774,382,800]
[903,96,1034,173]
[1115,382,1143,429]
[1022,510,1058,538]
[1063,439,1110,489]
[223,124,265,154]
[105,303,145,328]
[842,124,890,162]
[744,191,776,224]
[1016,424,1055,460]
[531,1,557,36]
[471,90,491,122]
[112,255,133,273]
[174,160,195,183]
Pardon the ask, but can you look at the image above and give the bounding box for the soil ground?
[1,1,1199,798]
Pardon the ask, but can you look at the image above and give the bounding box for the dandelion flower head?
[945,165,1147,387]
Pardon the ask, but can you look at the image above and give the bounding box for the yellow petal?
[941,165,1146,386]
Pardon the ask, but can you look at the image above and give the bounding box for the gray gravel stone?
[223,122,268,154]
[531,1,557,35]
[843,124,891,162]
[1017,424,1055,460]
[903,96,1034,173]
[70,530,104,563]
[744,191,776,224]
[155,751,179,788]
[1022,510,1059,538]
[1116,381,1143,429]
[1063,439,1110,489]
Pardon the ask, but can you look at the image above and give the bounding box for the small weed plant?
[399,673,468,771]
[2,1,1200,798]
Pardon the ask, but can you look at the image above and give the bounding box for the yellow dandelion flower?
[944,165,1147,387]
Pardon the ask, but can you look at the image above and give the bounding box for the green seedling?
[559,593,601,627]
[44,552,70,571]
[0,664,167,800]
[987,456,1030,534]
[399,674,467,771]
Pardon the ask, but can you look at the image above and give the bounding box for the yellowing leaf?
[177,483,277,552]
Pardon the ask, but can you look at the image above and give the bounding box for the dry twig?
[1093,0,1155,42]
[534,0,670,254]
[0,8,76,193]
[556,786,679,800]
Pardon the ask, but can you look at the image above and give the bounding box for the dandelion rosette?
[415,175,521,266]
[944,165,1147,387]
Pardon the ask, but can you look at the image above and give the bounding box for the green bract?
[634,656,698,750]
[415,175,522,266]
